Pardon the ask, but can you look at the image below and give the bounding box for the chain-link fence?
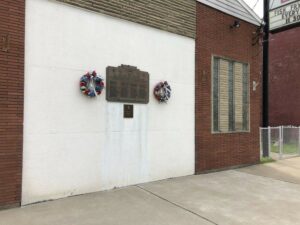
[260,126,300,160]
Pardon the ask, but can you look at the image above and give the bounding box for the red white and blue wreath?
[80,71,104,98]
[153,81,172,103]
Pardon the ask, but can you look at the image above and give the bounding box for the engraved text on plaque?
[106,65,149,104]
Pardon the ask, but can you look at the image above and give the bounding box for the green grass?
[271,143,299,155]
[260,157,275,164]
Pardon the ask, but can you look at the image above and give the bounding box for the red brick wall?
[269,27,300,126]
[0,0,25,209]
[195,3,262,172]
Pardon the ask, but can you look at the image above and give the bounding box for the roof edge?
[197,0,262,26]
[236,0,262,24]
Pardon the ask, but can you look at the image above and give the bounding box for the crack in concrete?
[136,185,218,225]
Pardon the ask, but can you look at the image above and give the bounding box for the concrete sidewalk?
[2,162,300,225]
[238,157,300,184]
[0,186,213,225]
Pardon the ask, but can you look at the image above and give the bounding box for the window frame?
[211,55,251,134]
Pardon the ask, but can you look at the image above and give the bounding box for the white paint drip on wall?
[22,0,195,205]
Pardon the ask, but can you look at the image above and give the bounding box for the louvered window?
[212,57,249,133]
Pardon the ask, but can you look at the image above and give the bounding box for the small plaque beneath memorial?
[124,104,134,118]
[106,65,149,104]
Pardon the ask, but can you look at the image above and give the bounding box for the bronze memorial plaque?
[106,65,149,104]
[124,104,134,118]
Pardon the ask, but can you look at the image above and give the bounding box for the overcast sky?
[244,0,264,18]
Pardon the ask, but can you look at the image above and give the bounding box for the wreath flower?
[153,81,172,103]
[80,71,104,98]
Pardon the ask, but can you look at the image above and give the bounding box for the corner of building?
[195,2,263,173]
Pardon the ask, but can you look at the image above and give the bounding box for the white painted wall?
[22,0,195,205]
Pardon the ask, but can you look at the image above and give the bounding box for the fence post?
[268,126,271,157]
[298,126,300,156]
[279,126,283,160]
[259,128,262,158]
